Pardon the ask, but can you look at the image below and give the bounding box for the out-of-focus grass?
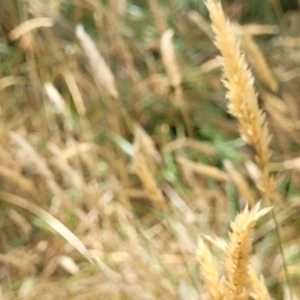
[0,0,300,299]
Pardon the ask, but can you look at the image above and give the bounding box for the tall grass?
[0,0,299,299]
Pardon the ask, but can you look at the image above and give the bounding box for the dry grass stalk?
[241,32,278,92]
[0,76,26,91]
[117,0,127,16]
[206,0,278,202]
[245,161,286,208]
[164,137,216,158]
[278,67,300,82]
[113,208,177,298]
[188,11,214,40]
[114,205,147,258]
[147,0,168,35]
[134,124,162,163]
[160,29,194,138]
[202,234,227,252]
[260,91,288,115]
[248,267,273,300]
[223,202,272,299]
[44,82,73,133]
[7,208,32,239]
[264,100,298,142]
[107,0,140,89]
[0,190,92,262]
[206,0,272,169]
[197,237,225,300]
[272,36,300,47]
[133,136,165,210]
[261,93,300,153]
[163,184,196,224]
[57,142,94,161]
[242,24,279,36]
[48,143,85,188]
[202,234,272,300]
[177,156,229,182]
[224,159,256,207]
[9,132,53,180]
[134,123,162,174]
[108,0,119,17]
[160,29,181,90]
[199,58,222,73]
[48,143,100,208]
[116,32,140,86]
[57,255,79,275]
[9,132,75,211]
[8,17,53,41]
[62,70,86,118]
[110,175,133,212]
[75,24,119,99]
[0,164,34,193]
[76,23,125,139]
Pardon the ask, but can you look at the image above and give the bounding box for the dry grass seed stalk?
[223,202,272,299]
[206,0,272,169]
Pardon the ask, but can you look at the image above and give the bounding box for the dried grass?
[197,237,225,300]
[133,134,165,210]
[160,29,194,138]
[248,267,273,300]
[0,190,92,261]
[223,202,272,299]
[0,0,299,298]
[177,156,229,182]
[224,159,256,207]
[188,10,214,40]
[206,1,290,294]
[205,0,272,169]
[147,0,168,35]
[8,17,54,41]
[241,31,278,92]
[75,24,119,99]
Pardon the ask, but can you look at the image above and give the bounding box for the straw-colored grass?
[223,202,272,299]
[0,0,299,299]
[205,0,272,170]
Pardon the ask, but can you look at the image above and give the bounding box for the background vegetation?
[0,0,300,299]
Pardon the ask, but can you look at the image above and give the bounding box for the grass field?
[0,0,300,299]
